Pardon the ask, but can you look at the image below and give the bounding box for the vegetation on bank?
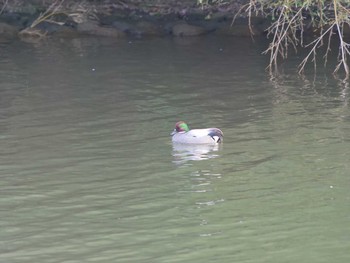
[247,1,350,78]
[200,0,350,78]
[1,0,350,78]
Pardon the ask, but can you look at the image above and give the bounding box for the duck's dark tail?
[208,128,224,143]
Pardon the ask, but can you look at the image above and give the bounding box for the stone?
[52,26,79,37]
[343,23,350,37]
[0,22,19,38]
[77,21,125,37]
[112,21,136,33]
[215,24,255,37]
[135,21,163,36]
[215,16,269,36]
[18,27,46,39]
[172,22,207,37]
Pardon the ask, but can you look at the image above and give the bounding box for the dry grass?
[17,0,98,38]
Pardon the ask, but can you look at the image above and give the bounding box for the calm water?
[0,36,350,263]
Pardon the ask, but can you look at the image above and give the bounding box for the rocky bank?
[0,0,269,40]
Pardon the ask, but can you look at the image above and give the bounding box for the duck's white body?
[171,123,223,144]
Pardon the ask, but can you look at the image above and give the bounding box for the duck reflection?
[172,143,222,165]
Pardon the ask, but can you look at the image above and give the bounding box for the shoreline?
[0,0,267,40]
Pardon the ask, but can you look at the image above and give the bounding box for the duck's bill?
[170,129,176,136]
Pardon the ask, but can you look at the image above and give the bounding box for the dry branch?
[238,0,350,78]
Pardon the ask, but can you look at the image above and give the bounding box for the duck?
[171,121,223,144]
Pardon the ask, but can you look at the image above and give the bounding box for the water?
[0,36,350,263]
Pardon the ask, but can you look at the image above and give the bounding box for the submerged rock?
[77,21,125,37]
[172,22,208,37]
[215,17,268,37]
[0,22,19,38]
[215,24,255,37]
[135,21,163,36]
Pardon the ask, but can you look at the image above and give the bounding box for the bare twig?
[298,24,334,74]
[241,0,350,78]
[30,0,65,28]
[232,0,259,37]
[0,0,8,14]
[263,5,304,74]
[333,0,350,77]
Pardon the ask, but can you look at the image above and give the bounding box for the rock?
[112,21,141,37]
[18,27,46,39]
[215,17,268,37]
[77,21,125,37]
[52,26,79,37]
[210,12,233,22]
[33,21,63,34]
[215,24,255,37]
[163,22,175,35]
[112,21,134,32]
[0,12,29,28]
[0,22,19,38]
[112,20,163,37]
[135,21,162,36]
[172,22,207,37]
[343,23,350,37]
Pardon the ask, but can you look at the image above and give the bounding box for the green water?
[0,37,349,263]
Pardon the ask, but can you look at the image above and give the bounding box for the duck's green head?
[174,121,190,132]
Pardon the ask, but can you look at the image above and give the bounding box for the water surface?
[0,36,350,263]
